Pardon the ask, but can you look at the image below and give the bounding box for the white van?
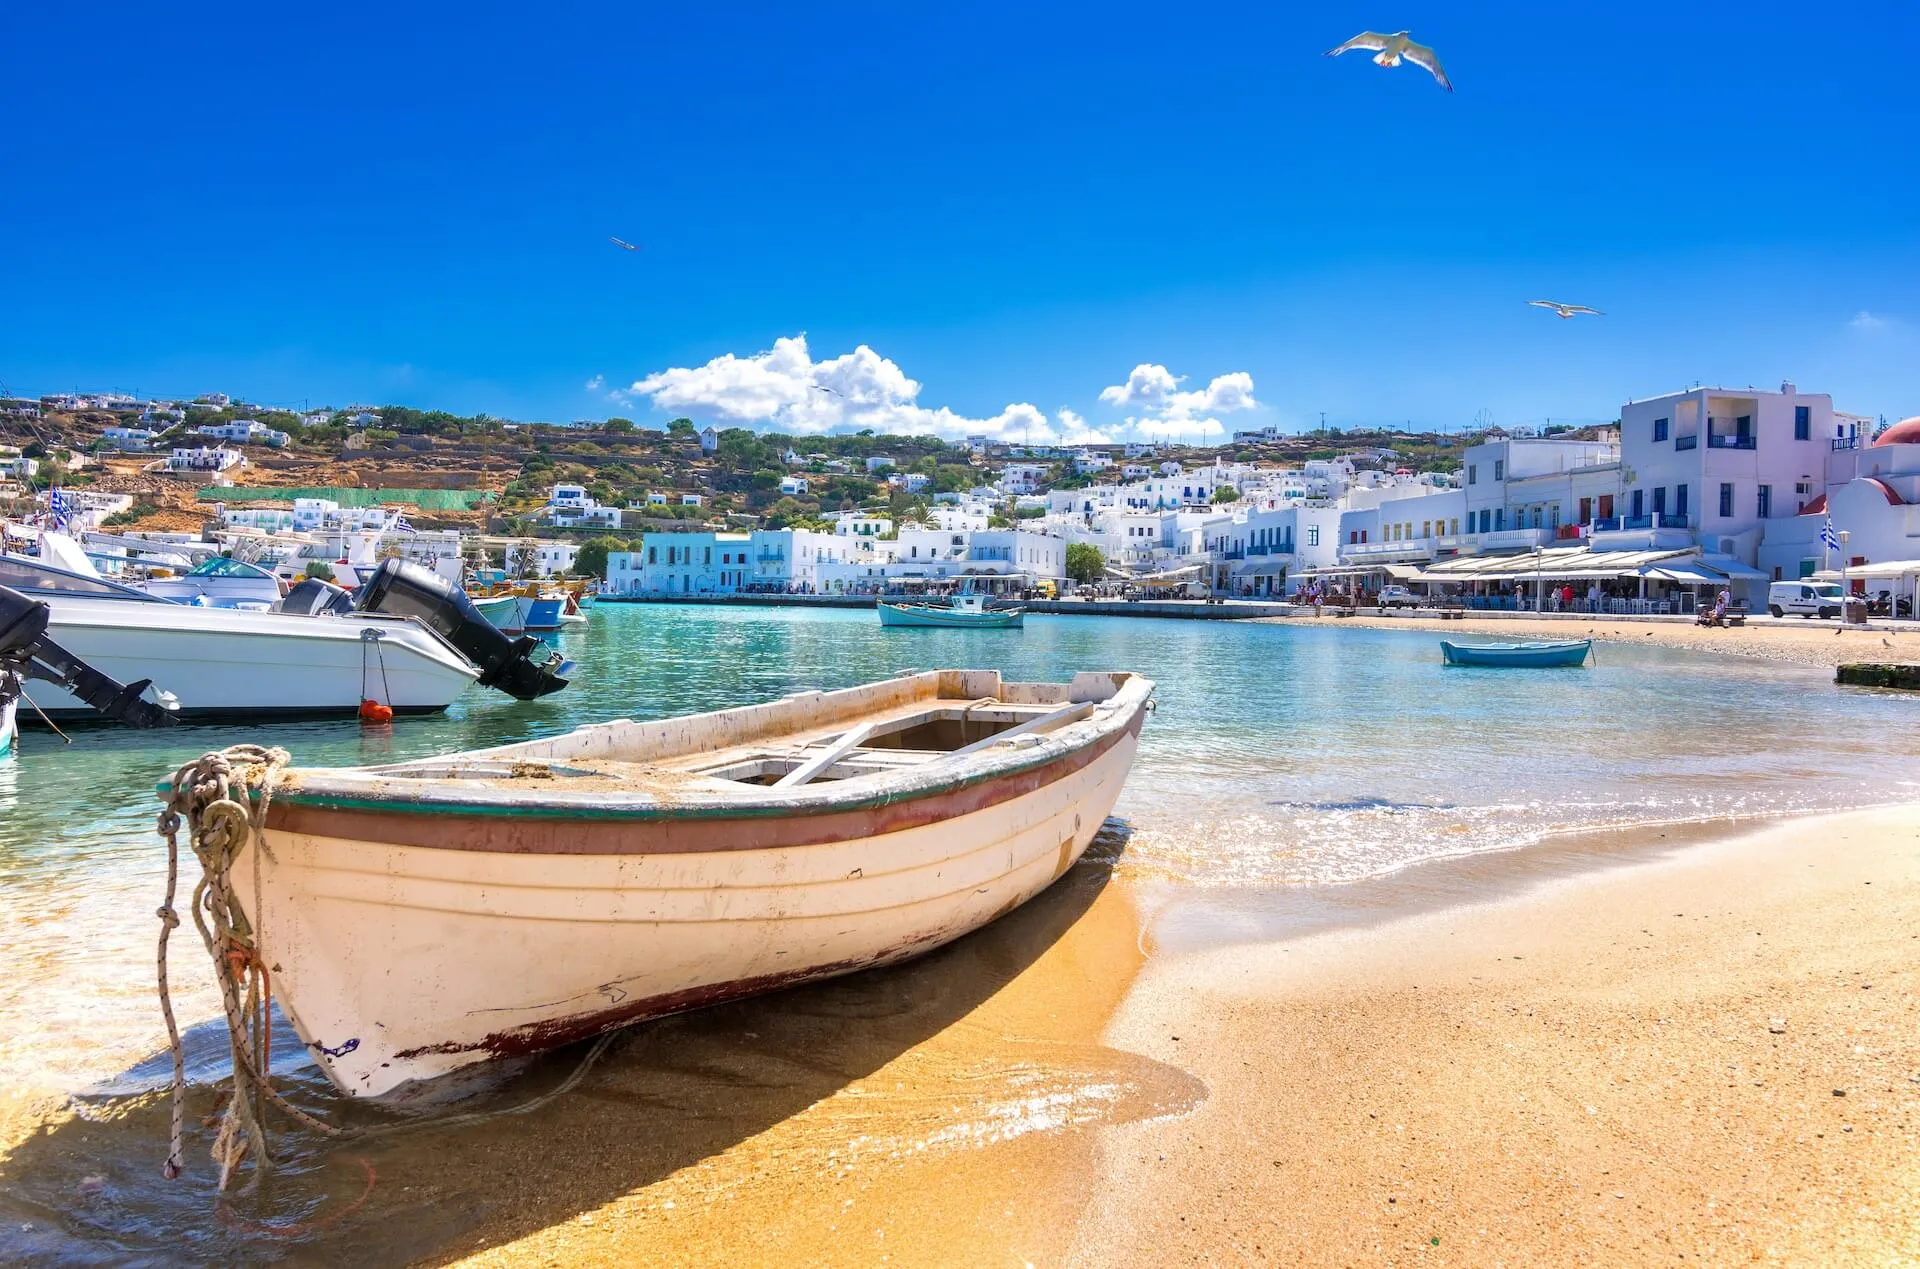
[1767,580,1845,619]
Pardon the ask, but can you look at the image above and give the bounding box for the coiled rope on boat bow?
[155,744,344,1192]
[153,745,626,1200]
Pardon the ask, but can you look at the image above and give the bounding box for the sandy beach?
[431,808,1920,1267]
[1264,610,1920,668]
[1077,807,1920,1266]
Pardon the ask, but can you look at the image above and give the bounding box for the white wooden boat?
[187,668,1152,1098]
[878,594,1025,628]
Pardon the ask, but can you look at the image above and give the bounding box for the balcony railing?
[1831,436,1859,451]
[1622,514,1652,529]
[1220,550,1246,561]
[1479,528,1555,550]
[1707,433,1755,450]
[1674,434,1699,451]
[1589,516,1621,532]
[1247,544,1271,556]
[1554,524,1583,540]
[1659,513,1689,528]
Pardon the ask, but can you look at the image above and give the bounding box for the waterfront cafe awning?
[1641,558,1761,584]
[1815,559,1920,580]
[1132,564,1204,587]
[1419,547,1696,583]
[1231,558,1291,578]
[1294,563,1402,579]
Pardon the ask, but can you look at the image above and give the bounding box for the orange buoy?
[358,698,394,725]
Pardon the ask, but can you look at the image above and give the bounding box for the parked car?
[1766,580,1845,619]
[1377,585,1421,609]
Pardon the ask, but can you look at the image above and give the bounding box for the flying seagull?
[1528,300,1605,319]
[1325,31,1452,92]
[812,384,842,396]
[609,236,640,251]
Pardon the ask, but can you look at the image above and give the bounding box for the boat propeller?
[0,585,180,729]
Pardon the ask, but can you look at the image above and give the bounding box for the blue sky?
[5,1,1915,440]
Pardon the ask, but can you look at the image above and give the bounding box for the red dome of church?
[1873,416,1920,446]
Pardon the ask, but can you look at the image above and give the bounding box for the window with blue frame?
[1653,417,1669,442]
[1719,482,1734,517]
[1676,484,1688,517]
[1758,484,1772,518]
[1652,487,1666,516]
[1794,405,1810,440]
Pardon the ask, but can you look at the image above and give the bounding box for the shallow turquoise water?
[1,604,1916,1097]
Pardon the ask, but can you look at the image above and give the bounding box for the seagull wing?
[1401,41,1453,90]
[1527,300,1562,310]
[1325,31,1392,57]
[1562,305,1604,316]
[609,236,639,251]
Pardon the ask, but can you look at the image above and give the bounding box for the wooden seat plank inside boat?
[384,693,1077,794]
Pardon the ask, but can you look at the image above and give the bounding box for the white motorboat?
[0,548,572,720]
[165,668,1154,1098]
[139,555,285,609]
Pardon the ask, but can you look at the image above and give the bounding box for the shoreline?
[5,800,1914,1262]
[446,802,1920,1266]
[1265,609,1920,667]
[1077,805,1920,1265]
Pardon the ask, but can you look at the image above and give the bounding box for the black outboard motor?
[276,576,358,617]
[0,585,178,728]
[355,560,571,701]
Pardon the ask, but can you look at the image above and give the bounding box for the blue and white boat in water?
[877,593,1025,629]
[1440,638,1593,668]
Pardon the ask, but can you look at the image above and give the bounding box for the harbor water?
[2,605,1915,1259]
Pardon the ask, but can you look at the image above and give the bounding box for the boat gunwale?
[161,671,1153,825]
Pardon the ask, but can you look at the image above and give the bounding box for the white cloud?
[625,334,1083,443]
[1099,364,1182,407]
[1850,310,1888,331]
[1054,408,1112,445]
[610,338,1255,446]
[584,374,605,391]
[1098,363,1259,440]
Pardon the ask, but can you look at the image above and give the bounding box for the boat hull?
[471,594,523,633]
[516,596,564,632]
[233,686,1145,1099]
[30,598,480,719]
[0,696,14,759]
[1440,639,1592,668]
[877,602,1025,629]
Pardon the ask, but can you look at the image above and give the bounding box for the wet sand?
[444,855,1186,1269]
[1264,611,1920,668]
[1078,807,1920,1265]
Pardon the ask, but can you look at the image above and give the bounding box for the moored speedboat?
[165,668,1152,1098]
[1440,638,1592,667]
[2,550,571,719]
[878,593,1025,629]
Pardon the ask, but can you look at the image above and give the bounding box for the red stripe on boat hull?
[266,715,1140,855]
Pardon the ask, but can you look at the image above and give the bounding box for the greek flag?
[1819,517,1840,551]
[47,486,73,531]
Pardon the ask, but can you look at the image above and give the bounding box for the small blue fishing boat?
[877,594,1025,629]
[470,593,523,633]
[1440,638,1592,668]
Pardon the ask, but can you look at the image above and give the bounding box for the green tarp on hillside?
[196,486,492,510]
